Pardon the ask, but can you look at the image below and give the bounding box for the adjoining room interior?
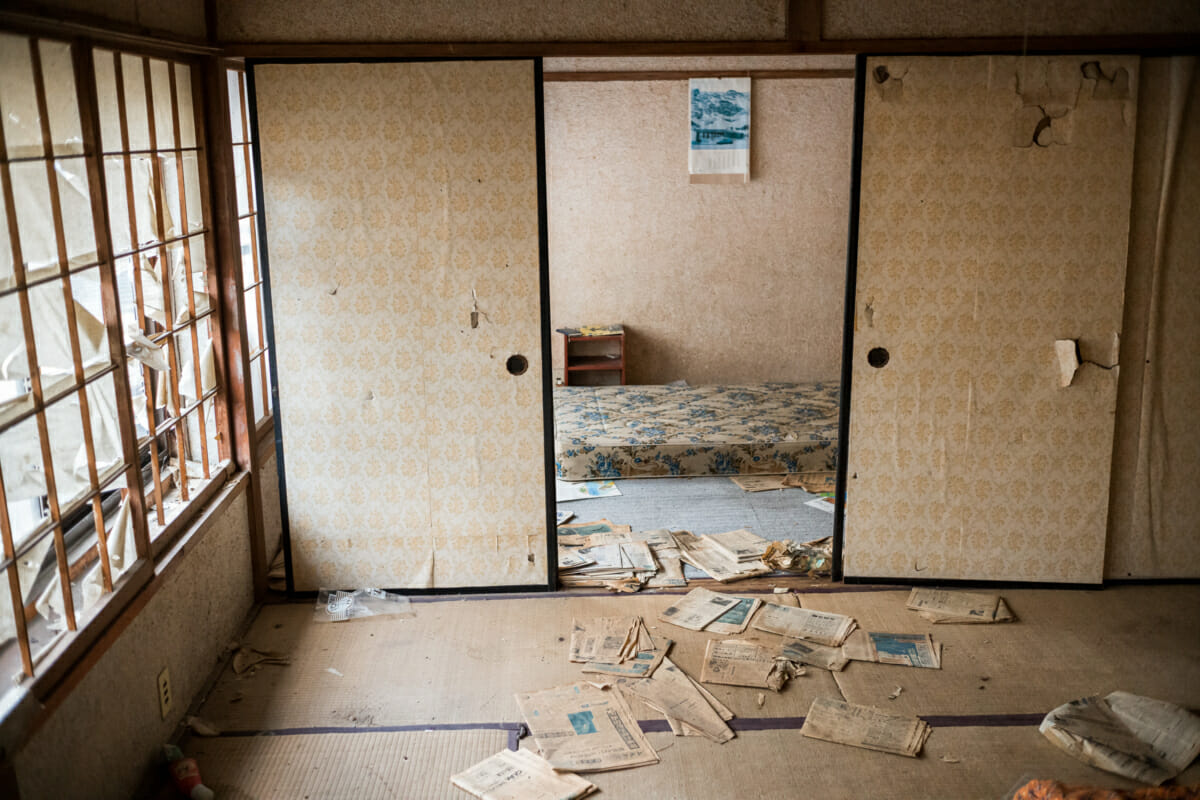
[544,55,853,568]
[1,2,1199,799]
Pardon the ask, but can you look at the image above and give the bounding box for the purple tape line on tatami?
[210,712,1050,743]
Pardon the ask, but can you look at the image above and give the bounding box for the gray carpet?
[555,476,834,544]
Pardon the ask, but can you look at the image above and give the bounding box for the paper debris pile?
[231,645,290,676]
[752,603,857,647]
[700,639,803,692]
[730,475,788,492]
[705,528,772,564]
[802,697,931,757]
[842,631,942,669]
[658,587,761,634]
[558,522,691,592]
[1039,691,1200,785]
[761,537,833,576]
[451,748,596,800]
[515,682,659,772]
[570,616,672,679]
[906,588,1015,624]
[615,658,735,743]
[674,531,772,583]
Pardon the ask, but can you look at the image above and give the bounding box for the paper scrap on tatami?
[842,631,941,669]
[616,658,735,744]
[658,587,741,631]
[778,638,849,672]
[700,639,800,692]
[704,596,763,635]
[450,748,597,800]
[515,682,659,772]
[730,475,787,492]
[753,604,857,647]
[905,588,1015,623]
[783,471,836,492]
[1039,691,1200,785]
[568,617,640,664]
[801,697,931,757]
[582,620,671,679]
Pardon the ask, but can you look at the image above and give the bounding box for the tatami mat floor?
[186,584,1200,799]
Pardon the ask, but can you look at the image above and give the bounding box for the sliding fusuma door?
[843,55,1138,583]
[253,60,549,590]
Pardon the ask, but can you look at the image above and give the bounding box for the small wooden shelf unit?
[561,330,625,386]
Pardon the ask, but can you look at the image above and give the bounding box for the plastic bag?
[314,588,414,622]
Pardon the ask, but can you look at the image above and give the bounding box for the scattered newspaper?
[616,658,735,744]
[674,531,771,582]
[700,639,801,692]
[515,682,659,772]
[782,472,836,492]
[778,638,849,672]
[706,529,772,563]
[801,697,931,757]
[658,587,742,631]
[842,631,941,669]
[905,588,1015,623]
[704,596,763,635]
[450,748,597,800]
[581,619,671,679]
[556,479,622,502]
[1039,691,1200,785]
[753,604,857,647]
[569,617,640,664]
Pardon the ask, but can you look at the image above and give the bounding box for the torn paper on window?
[658,587,741,631]
[753,604,857,647]
[1039,691,1200,785]
[778,638,849,672]
[673,531,771,583]
[615,658,735,744]
[450,748,597,800]
[801,697,931,757]
[313,588,414,622]
[515,682,659,772]
[842,631,941,669]
[905,588,1016,623]
[700,639,800,692]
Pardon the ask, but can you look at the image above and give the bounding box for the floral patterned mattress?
[553,382,840,479]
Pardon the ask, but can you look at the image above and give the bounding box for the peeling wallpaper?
[1106,58,1200,579]
[216,0,786,43]
[255,61,547,591]
[546,78,853,386]
[844,56,1138,583]
[15,483,253,800]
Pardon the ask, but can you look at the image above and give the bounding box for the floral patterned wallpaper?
[844,55,1138,583]
[255,61,547,590]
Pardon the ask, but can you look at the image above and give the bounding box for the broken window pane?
[67,267,111,372]
[9,161,57,277]
[120,54,149,153]
[182,153,203,234]
[158,153,182,240]
[85,371,124,487]
[27,278,73,392]
[0,185,13,292]
[0,293,33,426]
[227,69,244,144]
[92,49,122,154]
[44,392,90,509]
[129,155,157,246]
[104,156,132,256]
[0,34,44,159]
[38,40,83,157]
[175,64,196,149]
[239,216,257,286]
[149,59,174,151]
[0,416,47,547]
[233,144,249,216]
[54,157,97,268]
[245,285,262,352]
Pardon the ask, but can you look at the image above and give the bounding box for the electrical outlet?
[157,667,172,719]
